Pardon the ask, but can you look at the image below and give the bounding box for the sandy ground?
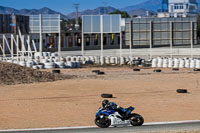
[0,67,200,129]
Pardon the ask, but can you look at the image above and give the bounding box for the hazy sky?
[0,0,148,14]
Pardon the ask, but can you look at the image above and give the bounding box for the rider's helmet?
[102,100,109,108]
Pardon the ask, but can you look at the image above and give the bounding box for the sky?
[0,0,148,15]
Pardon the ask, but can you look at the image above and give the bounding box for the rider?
[102,100,129,120]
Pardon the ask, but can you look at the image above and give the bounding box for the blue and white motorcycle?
[95,106,144,128]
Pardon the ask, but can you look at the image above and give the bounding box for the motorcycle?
[95,106,144,128]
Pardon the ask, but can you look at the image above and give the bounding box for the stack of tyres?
[185,59,190,68]
[105,57,110,64]
[174,58,179,68]
[168,58,173,68]
[26,61,33,68]
[163,58,168,68]
[152,58,157,68]
[19,61,26,67]
[44,62,55,69]
[190,59,195,68]
[65,62,72,68]
[179,58,185,68]
[55,62,65,68]
[157,57,163,68]
[195,59,200,68]
[120,57,125,65]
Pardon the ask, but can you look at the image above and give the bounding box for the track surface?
[2,122,200,133]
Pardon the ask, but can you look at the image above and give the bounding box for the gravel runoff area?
[0,65,200,130]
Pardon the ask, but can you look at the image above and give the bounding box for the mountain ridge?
[0,0,199,19]
[0,6,68,19]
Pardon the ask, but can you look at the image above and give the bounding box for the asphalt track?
[2,121,200,133]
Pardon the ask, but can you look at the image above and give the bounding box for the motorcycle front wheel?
[129,113,144,126]
[95,116,111,128]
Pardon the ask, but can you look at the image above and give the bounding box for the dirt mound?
[0,62,74,85]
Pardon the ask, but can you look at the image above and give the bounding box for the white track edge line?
[1,120,200,132]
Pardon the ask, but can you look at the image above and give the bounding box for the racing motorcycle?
[95,106,144,128]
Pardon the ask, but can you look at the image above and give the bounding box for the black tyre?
[129,113,144,126]
[95,116,111,128]
[97,72,105,75]
[172,68,179,71]
[193,68,200,72]
[153,69,161,72]
[52,70,60,74]
[92,70,100,73]
[177,89,188,93]
[133,68,140,71]
[101,93,113,98]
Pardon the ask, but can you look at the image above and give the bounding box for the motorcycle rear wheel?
[129,113,144,126]
[95,116,111,128]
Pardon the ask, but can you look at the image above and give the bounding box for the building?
[0,14,29,54]
[169,0,198,17]
[158,0,198,18]
[30,15,198,51]
[0,14,29,34]
[125,17,197,47]
[0,14,198,54]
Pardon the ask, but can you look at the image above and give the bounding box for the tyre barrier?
[177,89,188,93]
[196,60,200,68]
[152,58,157,68]
[8,53,200,70]
[120,57,125,65]
[44,62,55,69]
[185,59,190,68]
[151,57,200,69]
[7,60,13,63]
[65,62,72,68]
[190,59,195,68]
[26,61,33,68]
[174,58,179,68]
[51,53,58,57]
[44,56,49,60]
[41,59,48,63]
[32,65,38,69]
[101,94,113,98]
[42,52,48,57]
[19,61,26,67]
[13,60,19,64]
[34,52,42,57]
[76,62,81,68]
[157,57,163,68]
[179,59,185,68]
[125,57,130,63]
[168,59,173,68]
[33,60,40,65]
[163,58,168,68]
[37,65,44,69]
[55,62,65,68]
